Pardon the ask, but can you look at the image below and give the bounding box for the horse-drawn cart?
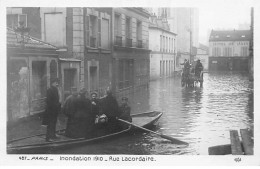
[181,71,203,87]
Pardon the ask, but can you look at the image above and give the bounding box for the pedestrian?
[62,87,79,138]
[195,59,203,78]
[101,88,120,133]
[44,78,61,142]
[118,97,132,129]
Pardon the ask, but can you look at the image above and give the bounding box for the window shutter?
[98,17,101,47]
[85,15,90,46]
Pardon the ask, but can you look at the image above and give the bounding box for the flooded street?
[54,71,254,155]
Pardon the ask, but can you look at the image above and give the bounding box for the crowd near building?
[6,7,253,122]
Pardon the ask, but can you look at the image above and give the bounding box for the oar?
[117,118,188,145]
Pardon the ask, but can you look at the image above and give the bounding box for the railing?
[137,40,142,48]
[115,36,122,46]
[126,38,132,47]
[90,36,96,48]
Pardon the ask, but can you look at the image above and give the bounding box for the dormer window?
[241,35,245,38]
[226,35,230,38]
[215,35,219,38]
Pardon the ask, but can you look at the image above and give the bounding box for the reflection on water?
[54,72,254,155]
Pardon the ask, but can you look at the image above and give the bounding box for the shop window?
[32,61,47,99]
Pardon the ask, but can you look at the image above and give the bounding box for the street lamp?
[14,21,30,49]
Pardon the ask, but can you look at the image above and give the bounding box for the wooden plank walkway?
[208,129,254,155]
[240,129,253,155]
[230,130,243,155]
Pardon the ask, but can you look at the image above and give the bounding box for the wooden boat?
[7,111,163,154]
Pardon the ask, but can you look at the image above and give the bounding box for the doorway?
[64,69,77,99]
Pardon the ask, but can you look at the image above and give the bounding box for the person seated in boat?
[62,87,78,137]
[100,88,121,133]
[118,97,132,129]
[195,59,203,78]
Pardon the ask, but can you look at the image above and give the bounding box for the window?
[136,21,142,47]
[166,37,168,52]
[101,18,110,49]
[89,15,98,48]
[160,35,162,52]
[44,13,65,47]
[224,47,232,56]
[241,47,248,56]
[213,47,221,56]
[125,17,132,47]
[7,14,27,29]
[114,14,121,36]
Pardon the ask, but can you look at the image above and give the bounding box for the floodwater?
[53,71,254,155]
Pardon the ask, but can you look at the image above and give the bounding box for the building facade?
[111,8,151,99]
[7,28,59,121]
[147,8,199,72]
[208,30,251,71]
[7,7,151,120]
[148,14,177,80]
[194,43,209,70]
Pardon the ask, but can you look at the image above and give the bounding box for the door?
[64,69,77,100]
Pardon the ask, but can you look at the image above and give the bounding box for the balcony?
[90,36,96,48]
[126,38,132,47]
[137,40,142,48]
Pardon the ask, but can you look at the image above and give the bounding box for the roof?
[209,30,251,42]
[7,28,58,50]
[149,15,177,35]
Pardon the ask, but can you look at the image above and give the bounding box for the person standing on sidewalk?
[45,78,61,142]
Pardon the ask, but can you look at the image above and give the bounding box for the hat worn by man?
[91,91,98,97]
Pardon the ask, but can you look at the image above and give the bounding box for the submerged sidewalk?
[7,113,67,142]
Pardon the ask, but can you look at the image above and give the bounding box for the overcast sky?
[198,4,251,44]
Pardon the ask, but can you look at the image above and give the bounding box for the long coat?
[101,95,119,119]
[42,86,60,125]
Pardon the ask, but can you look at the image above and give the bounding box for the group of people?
[181,59,203,78]
[43,79,132,142]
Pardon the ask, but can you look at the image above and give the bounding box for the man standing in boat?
[101,88,120,133]
[118,97,132,129]
[45,78,61,142]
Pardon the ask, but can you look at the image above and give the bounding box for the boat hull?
[7,111,163,154]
